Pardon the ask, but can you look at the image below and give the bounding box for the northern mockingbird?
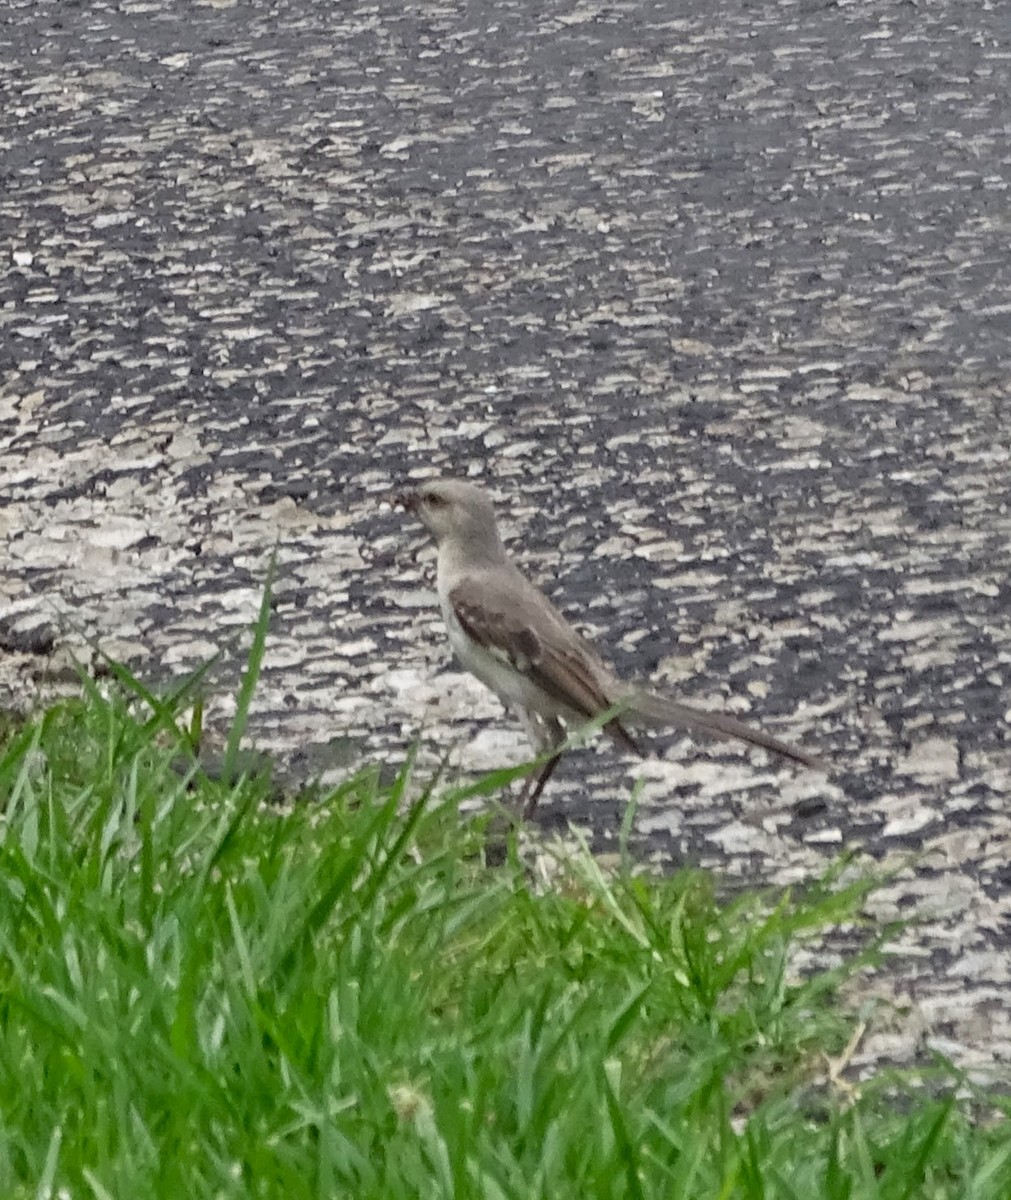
[396,478,823,815]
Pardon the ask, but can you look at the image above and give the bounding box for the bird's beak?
[390,488,419,513]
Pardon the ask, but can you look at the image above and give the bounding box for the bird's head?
[395,478,505,558]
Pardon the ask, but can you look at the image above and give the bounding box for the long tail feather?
[625,688,825,771]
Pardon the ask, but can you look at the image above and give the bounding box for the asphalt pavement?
[2,0,1009,1080]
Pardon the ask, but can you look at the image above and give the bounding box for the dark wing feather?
[449,575,642,755]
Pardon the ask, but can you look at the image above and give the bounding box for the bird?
[395,477,824,815]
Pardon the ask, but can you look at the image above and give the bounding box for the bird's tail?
[623,688,825,771]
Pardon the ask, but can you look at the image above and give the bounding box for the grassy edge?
[0,578,1007,1198]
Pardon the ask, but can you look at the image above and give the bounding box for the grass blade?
[223,548,277,782]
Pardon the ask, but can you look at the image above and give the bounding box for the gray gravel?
[2,0,1009,1082]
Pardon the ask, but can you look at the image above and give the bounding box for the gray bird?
[397,478,823,814]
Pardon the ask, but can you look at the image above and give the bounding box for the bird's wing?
[448,573,821,770]
[448,572,641,754]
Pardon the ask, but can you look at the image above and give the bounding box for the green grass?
[0,696,1008,1198]
[0,568,1008,1197]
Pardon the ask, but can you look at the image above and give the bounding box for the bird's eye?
[424,491,445,507]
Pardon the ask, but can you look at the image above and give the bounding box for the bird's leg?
[520,752,563,818]
[516,712,567,818]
